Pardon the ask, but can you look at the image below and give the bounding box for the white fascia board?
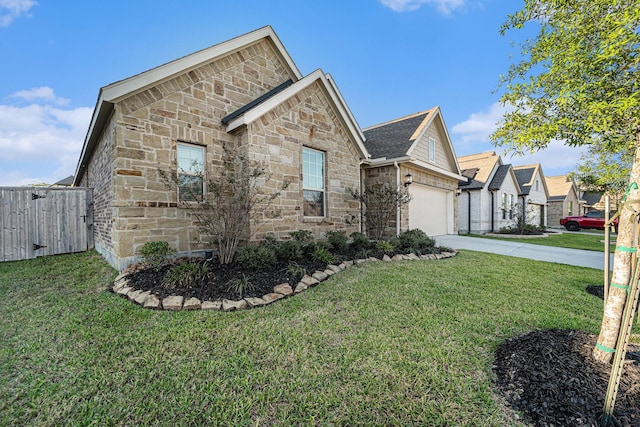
[225,69,370,159]
[103,26,302,103]
[410,158,466,181]
[366,156,411,167]
[73,91,111,185]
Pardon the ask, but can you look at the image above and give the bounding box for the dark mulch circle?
[587,285,606,300]
[493,329,640,426]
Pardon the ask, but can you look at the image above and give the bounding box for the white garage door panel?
[409,186,449,236]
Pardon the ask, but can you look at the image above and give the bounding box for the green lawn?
[0,250,616,426]
[474,231,616,252]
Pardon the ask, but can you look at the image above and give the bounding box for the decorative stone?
[113,279,129,292]
[183,297,202,310]
[368,257,381,262]
[143,294,161,309]
[407,253,420,260]
[134,290,151,305]
[327,264,342,273]
[245,297,267,308]
[324,269,335,276]
[392,254,404,261]
[117,285,133,296]
[382,254,392,261]
[163,295,184,311]
[354,259,367,264]
[294,283,308,294]
[262,293,284,304]
[344,260,354,268]
[127,289,143,301]
[435,253,443,259]
[312,271,329,281]
[301,275,320,287]
[202,300,222,310]
[114,273,128,283]
[338,263,347,270]
[222,299,247,311]
[273,283,293,296]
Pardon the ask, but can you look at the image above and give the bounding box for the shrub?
[289,230,314,247]
[284,262,307,281]
[312,246,336,264]
[394,229,435,254]
[278,240,303,260]
[236,245,276,270]
[325,230,348,251]
[138,241,176,271]
[163,262,209,289]
[375,240,395,254]
[260,235,279,250]
[350,232,370,250]
[226,274,255,298]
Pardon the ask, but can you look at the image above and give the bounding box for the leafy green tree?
[491,0,640,364]
[570,143,632,205]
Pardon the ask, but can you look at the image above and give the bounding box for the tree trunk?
[593,140,640,364]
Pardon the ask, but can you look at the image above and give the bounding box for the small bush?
[394,229,435,254]
[278,240,303,260]
[312,246,336,264]
[284,262,307,281]
[163,262,209,289]
[226,274,255,298]
[260,235,280,250]
[236,245,276,270]
[289,230,314,246]
[375,240,395,254]
[350,232,370,250]
[325,230,348,251]
[138,241,176,271]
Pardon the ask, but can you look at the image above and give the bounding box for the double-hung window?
[302,147,325,217]
[177,143,204,202]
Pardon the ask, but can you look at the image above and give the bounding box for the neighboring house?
[513,164,549,227]
[545,175,585,228]
[456,151,521,234]
[50,175,74,187]
[362,108,464,237]
[73,26,370,270]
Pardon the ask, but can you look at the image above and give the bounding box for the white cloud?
[379,0,466,14]
[8,86,70,106]
[451,102,587,176]
[0,0,37,27]
[0,89,91,186]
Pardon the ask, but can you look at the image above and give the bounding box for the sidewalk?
[435,235,614,270]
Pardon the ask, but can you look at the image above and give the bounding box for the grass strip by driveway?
[473,231,615,252]
[0,250,614,426]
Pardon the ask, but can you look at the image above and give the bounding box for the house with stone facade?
[545,175,585,228]
[456,151,521,234]
[73,26,370,270]
[362,108,464,237]
[513,164,549,227]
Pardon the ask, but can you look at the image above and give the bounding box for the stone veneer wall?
[91,39,296,270]
[245,81,362,241]
[363,165,399,238]
[78,112,117,265]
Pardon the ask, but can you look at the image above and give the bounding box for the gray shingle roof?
[362,112,428,159]
[514,167,535,195]
[221,79,294,125]
[488,164,511,191]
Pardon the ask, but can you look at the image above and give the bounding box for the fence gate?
[1,187,93,262]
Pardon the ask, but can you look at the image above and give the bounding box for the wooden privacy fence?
[1,187,93,262]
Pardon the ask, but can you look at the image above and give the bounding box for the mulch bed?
[493,329,640,426]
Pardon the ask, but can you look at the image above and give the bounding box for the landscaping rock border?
[112,251,458,311]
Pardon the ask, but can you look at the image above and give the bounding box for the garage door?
[408,185,451,236]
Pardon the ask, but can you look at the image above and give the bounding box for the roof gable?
[457,151,500,187]
[362,111,430,160]
[513,164,549,197]
[224,69,368,158]
[545,175,577,200]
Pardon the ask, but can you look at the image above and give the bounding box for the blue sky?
[0,0,586,186]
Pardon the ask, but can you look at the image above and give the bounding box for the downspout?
[394,161,401,236]
[359,160,365,234]
[467,190,471,233]
[490,191,495,233]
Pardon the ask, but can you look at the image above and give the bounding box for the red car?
[560,211,618,232]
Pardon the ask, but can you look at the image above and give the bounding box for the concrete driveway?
[435,234,614,270]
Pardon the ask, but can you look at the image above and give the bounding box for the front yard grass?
[0,250,615,425]
[475,231,615,252]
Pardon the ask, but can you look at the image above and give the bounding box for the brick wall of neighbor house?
[246,81,362,241]
[547,200,564,228]
[95,40,296,269]
[78,113,117,263]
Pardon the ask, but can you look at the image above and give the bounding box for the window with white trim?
[502,192,507,219]
[428,137,436,162]
[302,147,325,217]
[509,194,515,219]
[177,143,204,202]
